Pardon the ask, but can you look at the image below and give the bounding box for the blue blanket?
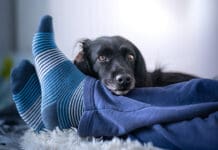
[79,78,218,150]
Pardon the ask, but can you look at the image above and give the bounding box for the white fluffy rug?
[20,128,163,150]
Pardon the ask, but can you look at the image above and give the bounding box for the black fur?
[74,36,196,95]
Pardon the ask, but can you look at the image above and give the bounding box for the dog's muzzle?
[103,74,135,95]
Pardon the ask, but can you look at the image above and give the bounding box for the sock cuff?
[57,79,85,129]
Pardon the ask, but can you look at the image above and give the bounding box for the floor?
[0,104,28,150]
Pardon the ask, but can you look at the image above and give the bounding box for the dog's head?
[74,36,147,95]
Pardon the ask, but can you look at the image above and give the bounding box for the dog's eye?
[127,54,135,62]
[97,55,108,62]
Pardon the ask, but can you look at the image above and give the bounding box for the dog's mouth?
[103,78,135,95]
[113,89,131,95]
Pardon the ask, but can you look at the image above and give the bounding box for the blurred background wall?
[0,0,217,78]
[0,0,16,59]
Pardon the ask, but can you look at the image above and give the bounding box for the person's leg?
[32,15,85,130]
[78,77,218,135]
[127,111,218,150]
[126,78,218,106]
[11,60,44,132]
[78,78,218,149]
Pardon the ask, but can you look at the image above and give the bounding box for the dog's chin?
[112,89,130,95]
[103,79,135,95]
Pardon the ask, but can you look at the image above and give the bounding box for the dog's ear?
[74,39,96,77]
[134,47,148,87]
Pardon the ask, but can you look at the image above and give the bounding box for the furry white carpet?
[20,128,163,150]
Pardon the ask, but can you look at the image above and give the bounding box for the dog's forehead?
[91,36,136,53]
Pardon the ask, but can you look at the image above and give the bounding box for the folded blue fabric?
[79,78,218,150]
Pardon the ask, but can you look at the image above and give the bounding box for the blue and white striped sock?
[32,15,85,130]
[11,60,44,132]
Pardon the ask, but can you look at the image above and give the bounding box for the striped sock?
[32,15,85,130]
[10,60,44,132]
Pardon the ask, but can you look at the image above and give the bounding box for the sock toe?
[37,15,53,33]
[32,15,57,57]
[11,60,36,94]
[10,60,44,132]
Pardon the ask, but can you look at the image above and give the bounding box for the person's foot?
[32,15,85,130]
[11,60,44,132]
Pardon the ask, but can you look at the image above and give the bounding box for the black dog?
[74,36,196,95]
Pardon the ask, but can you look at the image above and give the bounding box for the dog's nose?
[115,74,132,86]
